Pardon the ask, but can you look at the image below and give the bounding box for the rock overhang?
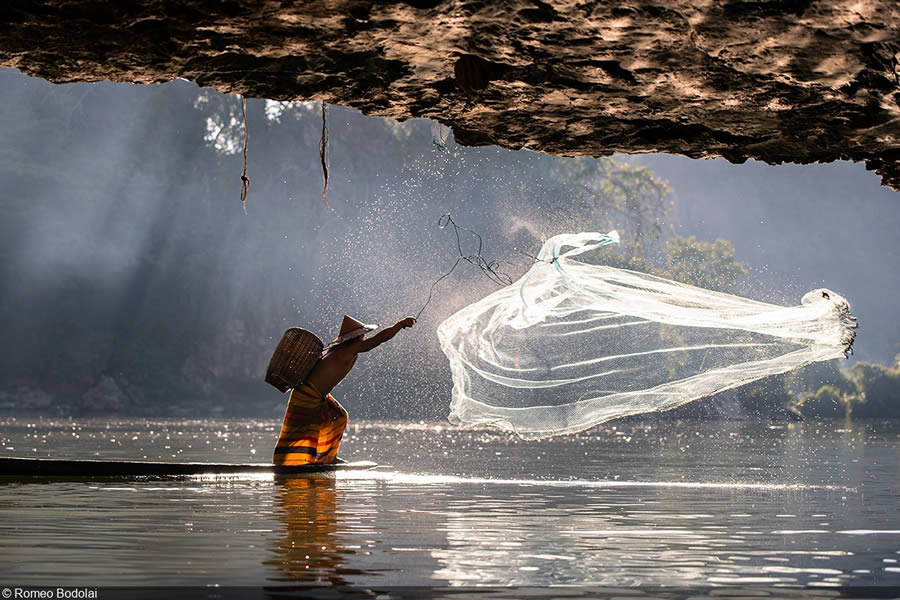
[1,0,897,189]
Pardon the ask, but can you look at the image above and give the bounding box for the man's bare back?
[306,317,416,396]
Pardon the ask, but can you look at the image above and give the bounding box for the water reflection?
[265,476,352,585]
[264,474,445,586]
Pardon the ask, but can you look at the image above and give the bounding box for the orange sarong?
[273,382,349,465]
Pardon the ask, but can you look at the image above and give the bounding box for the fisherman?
[273,315,416,465]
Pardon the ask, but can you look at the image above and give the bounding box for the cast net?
[436,231,857,439]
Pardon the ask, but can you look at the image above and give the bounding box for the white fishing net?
[437,231,857,439]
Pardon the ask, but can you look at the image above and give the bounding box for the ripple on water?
[0,418,898,586]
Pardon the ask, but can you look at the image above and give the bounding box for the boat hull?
[0,456,377,477]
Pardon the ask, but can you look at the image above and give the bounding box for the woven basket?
[265,328,324,393]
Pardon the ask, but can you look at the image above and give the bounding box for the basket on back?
[265,328,324,393]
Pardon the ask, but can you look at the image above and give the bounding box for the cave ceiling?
[1,0,898,189]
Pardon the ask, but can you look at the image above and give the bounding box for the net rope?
[415,214,515,320]
[437,231,858,439]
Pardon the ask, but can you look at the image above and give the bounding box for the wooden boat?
[0,456,378,477]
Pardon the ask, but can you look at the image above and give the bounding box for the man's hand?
[398,317,416,329]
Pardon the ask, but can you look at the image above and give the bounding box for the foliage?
[547,158,672,260]
[797,385,852,418]
[846,358,900,418]
[795,355,900,419]
[662,236,747,294]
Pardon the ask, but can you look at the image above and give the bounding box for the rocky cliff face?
[1,1,898,189]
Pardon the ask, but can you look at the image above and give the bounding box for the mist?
[1,67,897,420]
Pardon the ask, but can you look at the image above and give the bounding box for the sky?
[0,66,897,419]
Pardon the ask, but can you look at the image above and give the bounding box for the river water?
[0,417,897,593]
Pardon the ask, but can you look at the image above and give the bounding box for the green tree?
[548,158,672,261]
[794,355,900,419]
[846,358,900,418]
[662,236,747,293]
[797,384,852,418]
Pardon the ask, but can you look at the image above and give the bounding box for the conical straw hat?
[335,315,378,343]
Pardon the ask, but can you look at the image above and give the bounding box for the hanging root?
[239,95,250,213]
[320,100,331,210]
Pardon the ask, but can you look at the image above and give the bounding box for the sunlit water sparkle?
[0,417,897,589]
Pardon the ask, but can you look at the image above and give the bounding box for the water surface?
[0,418,897,588]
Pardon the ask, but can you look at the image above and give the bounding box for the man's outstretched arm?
[358,317,415,353]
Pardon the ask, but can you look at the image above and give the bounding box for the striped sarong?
[273,382,349,465]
